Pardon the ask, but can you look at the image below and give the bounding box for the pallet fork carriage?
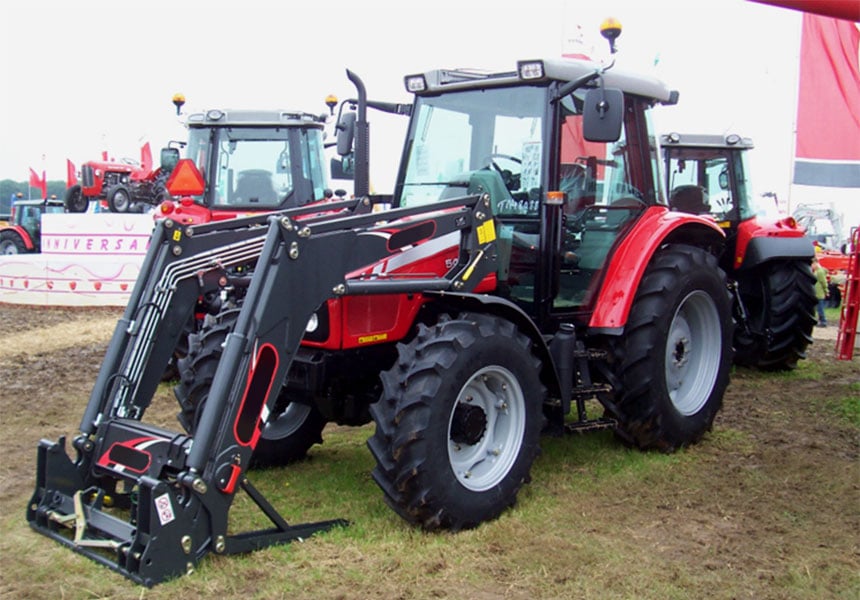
[27,192,498,586]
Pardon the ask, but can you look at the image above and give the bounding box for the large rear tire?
[174,308,326,466]
[368,313,545,531]
[733,260,816,370]
[609,244,733,452]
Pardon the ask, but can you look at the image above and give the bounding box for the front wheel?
[106,184,132,213]
[368,313,545,531]
[609,244,733,452]
[0,231,27,254]
[174,307,326,466]
[64,184,88,213]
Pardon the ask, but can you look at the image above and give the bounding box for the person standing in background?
[812,257,829,327]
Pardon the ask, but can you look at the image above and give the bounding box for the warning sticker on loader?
[477,219,496,244]
[155,492,176,526]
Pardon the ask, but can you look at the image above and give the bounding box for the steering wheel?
[483,153,521,171]
[482,153,522,191]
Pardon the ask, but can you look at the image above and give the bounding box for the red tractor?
[28,31,737,585]
[0,196,65,254]
[661,133,817,369]
[64,142,174,214]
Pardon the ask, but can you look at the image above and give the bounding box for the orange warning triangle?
[166,159,205,196]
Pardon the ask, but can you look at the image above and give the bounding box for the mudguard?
[588,207,725,332]
[1,225,35,250]
[734,217,814,271]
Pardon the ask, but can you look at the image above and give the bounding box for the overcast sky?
[1,0,805,201]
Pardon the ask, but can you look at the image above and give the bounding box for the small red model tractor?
[661,133,817,369]
[0,196,65,254]
[64,143,175,214]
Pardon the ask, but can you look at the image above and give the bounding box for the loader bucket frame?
[28,193,498,586]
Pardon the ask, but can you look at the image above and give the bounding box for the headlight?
[305,313,319,333]
[517,60,544,80]
[404,74,427,93]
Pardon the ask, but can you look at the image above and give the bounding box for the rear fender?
[589,207,724,332]
[2,225,35,250]
[734,218,814,271]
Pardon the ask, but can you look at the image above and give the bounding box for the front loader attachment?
[27,194,498,586]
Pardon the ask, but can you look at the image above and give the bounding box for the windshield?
[399,86,545,215]
[185,126,329,208]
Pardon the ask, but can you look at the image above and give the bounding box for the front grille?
[81,165,95,187]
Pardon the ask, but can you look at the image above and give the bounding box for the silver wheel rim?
[665,290,722,416]
[448,365,526,492]
[261,402,311,440]
[114,191,130,211]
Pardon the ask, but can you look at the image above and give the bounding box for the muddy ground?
[0,303,857,599]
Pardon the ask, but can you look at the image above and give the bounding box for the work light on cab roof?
[600,17,622,53]
[172,93,185,115]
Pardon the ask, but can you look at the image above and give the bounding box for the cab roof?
[185,109,326,128]
[412,57,678,104]
[661,133,755,150]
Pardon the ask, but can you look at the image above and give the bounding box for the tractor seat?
[669,185,710,215]
[234,170,278,205]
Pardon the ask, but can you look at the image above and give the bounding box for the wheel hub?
[672,336,690,367]
[450,402,487,446]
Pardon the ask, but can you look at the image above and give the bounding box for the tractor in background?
[64,142,175,214]
[155,108,337,225]
[0,196,65,254]
[793,203,852,306]
[661,132,816,370]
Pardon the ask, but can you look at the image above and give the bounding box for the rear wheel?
[106,185,132,213]
[174,307,326,466]
[64,184,88,213]
[733,260,816,370]
[0,231,27,254]
[609,244,732,452]
[368,313,544,531]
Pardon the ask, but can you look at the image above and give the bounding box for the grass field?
[0,304,857,599]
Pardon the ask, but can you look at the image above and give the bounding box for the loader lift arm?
[27,192,498,586]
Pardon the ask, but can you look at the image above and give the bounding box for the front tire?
[106,184,132,213]
[368,313,545,531]
[64,184,88,213]
[174,307,326,466]
[609,244,733,452]
[733,260,816,370]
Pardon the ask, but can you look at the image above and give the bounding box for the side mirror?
[336,112,356,156]
[160,147,180,173]
[583,87,624,142]
[330,156,354,180]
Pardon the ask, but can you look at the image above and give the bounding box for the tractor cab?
[660,132,808,273]
[660,132,761,231]
[383,58,685,327]
[156,109,333,224]
[0,197,65,254]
